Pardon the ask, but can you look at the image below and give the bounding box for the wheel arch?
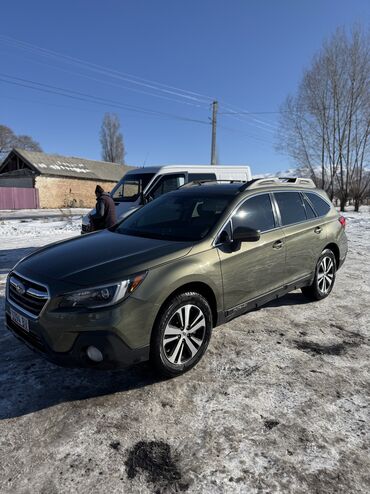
[323,243,340,268]
[151,281,218,338]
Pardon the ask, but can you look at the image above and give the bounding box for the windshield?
[111,173,155,202]
[113,192,232,241]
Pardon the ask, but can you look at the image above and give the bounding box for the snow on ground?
[0,208,90,220]
[0,216,82,238]
[0,208,369,493]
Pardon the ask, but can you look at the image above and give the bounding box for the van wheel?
[150,292,212,377]
[301,249,336,301]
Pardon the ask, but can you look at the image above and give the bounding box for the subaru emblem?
[15,282,26,295]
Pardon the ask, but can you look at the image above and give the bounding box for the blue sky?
[0,0,369,174]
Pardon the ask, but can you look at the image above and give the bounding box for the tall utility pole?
[210,100,218,165]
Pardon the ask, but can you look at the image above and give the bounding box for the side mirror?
[219,230,232,244]
[139,192,146,205]
[233,226,260,242]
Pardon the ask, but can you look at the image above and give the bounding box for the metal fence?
[0,187,40,209]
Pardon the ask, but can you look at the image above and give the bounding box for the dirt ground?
[0,211,369,493]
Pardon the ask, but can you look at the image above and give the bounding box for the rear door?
[273,191,326,284]
[217,193,286,311]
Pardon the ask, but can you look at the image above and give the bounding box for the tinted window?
[303,196,316,219]
[274,192,307,226]
[305,193,331,217]
[188,173,217,182]
[232,194,275,232]
[149,174,185,200]
[115,192,231,241]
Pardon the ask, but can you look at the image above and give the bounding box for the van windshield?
[111,173,155,202]
[113,192,232,241]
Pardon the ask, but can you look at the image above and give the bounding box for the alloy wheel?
[317,256,335,294]
[162,304,206,365]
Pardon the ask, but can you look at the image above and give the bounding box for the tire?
[150,291,212,377]
[301,249,336,301]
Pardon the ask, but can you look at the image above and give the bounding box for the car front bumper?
[5,295,151,370]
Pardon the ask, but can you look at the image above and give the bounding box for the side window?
[305,193,331,217]
[149,174,185,200]
[188,173,216,182]
[232,194,275,232]
[118,181,139,200]
[302,195,316,219]
[274,192,307,226]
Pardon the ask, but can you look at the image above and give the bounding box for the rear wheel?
[302,249,336,301]
[150,292,212,377]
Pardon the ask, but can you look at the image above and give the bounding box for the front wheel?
[150,292,212,377]
[301,249,336,301]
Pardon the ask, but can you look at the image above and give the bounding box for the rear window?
[274,192,307,226]
[305,193,331,217]
[303,196,316,219]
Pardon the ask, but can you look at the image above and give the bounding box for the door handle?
[314,226,322,234]
[273,240,283,249]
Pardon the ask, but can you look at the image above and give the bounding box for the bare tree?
[277,26,370,211]
[15,135,42,152]
[100,113,125,164]
[0,124,42,161]
[0,125,16,157]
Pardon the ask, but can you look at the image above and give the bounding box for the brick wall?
[35,176,118,208]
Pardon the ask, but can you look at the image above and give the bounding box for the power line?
[218,123,276,147]
[0,74,280,150]
[0,34,282,136]
[219,103,279,132]
[0,35,214,106]
[219,110,283,115]
[0,73,211,126]
[0,34,296,148]
[2,47,208,110]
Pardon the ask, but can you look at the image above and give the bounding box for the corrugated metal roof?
[4,149,134,182]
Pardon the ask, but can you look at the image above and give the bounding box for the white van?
[81,164,252,233]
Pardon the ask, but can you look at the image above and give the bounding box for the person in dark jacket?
[89,185,117,231]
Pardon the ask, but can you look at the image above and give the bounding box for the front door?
[217,193,286,311]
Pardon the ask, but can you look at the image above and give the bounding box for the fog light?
[86,346,103,362]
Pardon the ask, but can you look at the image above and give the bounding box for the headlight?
[58,272,147,309]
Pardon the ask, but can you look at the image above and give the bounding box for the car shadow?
[0,306,163,419]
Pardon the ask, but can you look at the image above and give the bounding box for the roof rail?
[179,179,246,188]
[247,177,316,189]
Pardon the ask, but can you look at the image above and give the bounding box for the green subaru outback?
[5,178,347,376]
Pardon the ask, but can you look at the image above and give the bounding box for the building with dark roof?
[0,148,134,208]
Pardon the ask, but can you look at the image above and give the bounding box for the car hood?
[16,230,193,287]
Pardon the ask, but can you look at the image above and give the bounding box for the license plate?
[10,308,29,332]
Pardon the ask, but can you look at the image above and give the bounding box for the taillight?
[339,216,346,228]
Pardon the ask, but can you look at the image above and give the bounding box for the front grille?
[8,273,49,317]
[6,315,45,352]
